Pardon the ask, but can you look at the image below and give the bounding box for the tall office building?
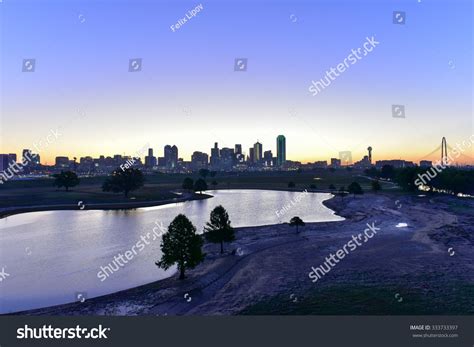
[253,141,262,163]
[276,135,286,166]
[234,144,242,156]
[0,154,9,171]
[191,151,209,171]
[263,150,273,166]
[8,153,17,165]
[220,147,235,170]
[145,148,157,167]
[210,142,220,168]
[248,147,255,164]
[164,145,178,168]
[55,156,70,168]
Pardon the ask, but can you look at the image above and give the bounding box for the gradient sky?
[0,0,473,165]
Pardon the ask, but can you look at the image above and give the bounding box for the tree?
[371,180,382,192]
[365,167,379,178]
[348,182,363,197]
[182,177,194,191]
[198,169,210,178]
[288,181,296,188]
[395,167,421,192]
[211,180,218,187]
[338,186,348,200]
[204,205,235,254]
[194,178,208,194]
[289,216,305,233]
[210,171,217,178]
[329,168,336,173]
[309,184,317,190]
[52,171,80,191]
[381,165,395,180]
[329,184,336,191]
[156,214,205,279]
[102,168,144,198]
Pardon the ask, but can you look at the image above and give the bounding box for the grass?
[240,283,474,315]
[0,169,396,208]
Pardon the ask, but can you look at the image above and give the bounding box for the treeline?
[365,165,474,194]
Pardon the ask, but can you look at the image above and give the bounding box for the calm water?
[0,190,342,313]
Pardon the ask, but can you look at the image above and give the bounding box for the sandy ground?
[13,192,474,316]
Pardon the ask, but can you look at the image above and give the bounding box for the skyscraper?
[191,151,209,171]
[220,147,235,171]
[164,145,178,168]
[0,154,9,172]
[234,144,242,156]
[263,150,273,166]
[253,141,262,163]
[248,147,255,164]
[276,135,286,166]
[145,148,157,167]
[7,153,17,165]
[210,142,220,169]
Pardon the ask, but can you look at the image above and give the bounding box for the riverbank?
[0,169,391,217]
[0,192,212,219]
[14,191,474,316]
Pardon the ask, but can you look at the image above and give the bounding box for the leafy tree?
[346,167,353,172]
[102,168,144,198]
[210,171,217,178]
[348,182,363,197]
[309,184,317,190]
[204,205,235,254]
[371,180,382,192]
[381,165,395,180]
[156,214,205,279]
[198,169,210,178]
[365,167,379,178]
[52,171,80,191]
[395,167,421,192]
[329,184,336,191]
[288,181,296,188]
[182,177,194,191]
[338,186,348,200]
[289,216,305,233]
[194,178,208,194]
[329,168,336,173]
[211,180,218,187]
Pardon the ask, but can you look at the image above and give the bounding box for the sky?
[0,0,473,165]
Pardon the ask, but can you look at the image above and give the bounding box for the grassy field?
[0,169,397,208]
[240,283,474,315]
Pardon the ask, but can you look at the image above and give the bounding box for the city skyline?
[3,134,473,172]
[1,1,472,165]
